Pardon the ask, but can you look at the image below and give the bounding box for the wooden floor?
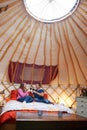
[16,112,87,130]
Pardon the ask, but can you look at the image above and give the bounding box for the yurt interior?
[0,0,87,130]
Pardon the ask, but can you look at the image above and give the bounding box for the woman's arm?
[18,88,29,97]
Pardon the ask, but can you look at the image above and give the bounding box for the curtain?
[8,61,58,84]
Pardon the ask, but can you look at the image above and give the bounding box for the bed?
[0,100,75,130]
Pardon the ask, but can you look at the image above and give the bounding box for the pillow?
[44,93,48,99]
[10,90,18,100]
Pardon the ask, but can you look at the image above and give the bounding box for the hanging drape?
[8,61,58,84]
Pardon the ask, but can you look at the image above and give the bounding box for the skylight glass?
[23,0,80,23]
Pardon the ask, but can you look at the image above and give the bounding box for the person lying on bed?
[17,83,33,103]
[32,83,53,104]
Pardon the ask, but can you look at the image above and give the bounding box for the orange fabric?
[5,97,11,102]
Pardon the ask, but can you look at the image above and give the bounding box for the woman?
[17,83,33,103]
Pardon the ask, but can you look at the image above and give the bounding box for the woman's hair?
[20,83,27,92]
[20,83,24,88]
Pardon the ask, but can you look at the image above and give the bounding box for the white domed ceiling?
[0,0,87,85]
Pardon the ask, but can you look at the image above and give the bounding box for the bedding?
[0,100,74,127]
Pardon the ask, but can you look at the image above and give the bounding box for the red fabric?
[0,111,16,125]
[10,90,18,100]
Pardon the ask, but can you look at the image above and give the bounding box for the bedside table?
[76,96,87,118]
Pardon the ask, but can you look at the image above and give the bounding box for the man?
[33,83,53,104]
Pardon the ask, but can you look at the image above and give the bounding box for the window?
[23,0,80,23]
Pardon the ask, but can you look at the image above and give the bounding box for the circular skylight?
[23,0,80,23]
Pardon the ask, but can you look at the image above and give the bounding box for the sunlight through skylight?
[23,0,80,23]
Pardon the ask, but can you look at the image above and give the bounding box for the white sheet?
[1,100,74,115]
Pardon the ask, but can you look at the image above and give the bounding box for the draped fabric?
[8,61,58,84]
